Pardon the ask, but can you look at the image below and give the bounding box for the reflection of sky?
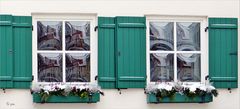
[40,21,62,26]
[67,53,89,59]
[40,53,61,60]
[68,21,90,27]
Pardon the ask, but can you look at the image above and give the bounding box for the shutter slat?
[0,15,13,88]
[116,17,146,88]
[209,18,238,88]
[98,17,116,88]
[13,16,32,88]
[0,15,32,89]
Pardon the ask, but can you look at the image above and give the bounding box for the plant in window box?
[145,82,218,103]
[31,83,104,103]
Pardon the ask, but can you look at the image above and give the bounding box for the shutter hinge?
[94,26,98,32]
[95,75,98,80]
[32,25,33,31]
[205,75,209,80]
[204,27,208,32]
[32,75,34,81]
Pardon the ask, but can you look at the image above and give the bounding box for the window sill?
[33,93,100,103]
[147,93,213,103]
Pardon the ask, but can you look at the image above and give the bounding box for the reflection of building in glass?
[38,54,62,82]
[66,54,90,82]
[65,21,90,50]
[37,21,62,50]
[177,54,200,82]
[150,22,174,51]
[150,53,174,82]
[177,23,200,51]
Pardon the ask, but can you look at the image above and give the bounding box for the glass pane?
[37,21,62,50]
[66,53,90,82]
[177,53,201,82]
[65,21,90,51]
[177,22,200,51]
[38,53,63,82]
[150,22,174,51]
[150,53,174,82]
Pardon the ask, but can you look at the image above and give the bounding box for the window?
[33,14,97,83]
[147,16,207,83]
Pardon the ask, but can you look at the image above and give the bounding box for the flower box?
[147,93,213,103]
[33,93,100,103]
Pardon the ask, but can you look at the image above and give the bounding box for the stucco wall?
[0,0,239,109]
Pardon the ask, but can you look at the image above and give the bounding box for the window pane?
[37,21,62,50]
[177,53,201,82]
[65,21,90,51]
[38,53,63,82]
[150,22,174,51]
[177,22,200,51]
[150,53,174,82]
[66,53,90,82]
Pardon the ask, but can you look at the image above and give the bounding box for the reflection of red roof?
[72,31,83,37]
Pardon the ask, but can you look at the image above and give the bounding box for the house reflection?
[38,54,63,82]
[37,21,62,50]
[65,21,90,50]
[66,54,90,82]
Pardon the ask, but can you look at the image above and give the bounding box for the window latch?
[204,27,208,32]
[32,75,34,81]
[94,26,98,32]
[95,76,98,80]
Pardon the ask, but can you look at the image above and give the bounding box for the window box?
[147,93,213,103]
[33,93,100,103]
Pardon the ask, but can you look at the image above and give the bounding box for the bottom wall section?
[0,89,239,109]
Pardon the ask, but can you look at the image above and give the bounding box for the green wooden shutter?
[209,18,238,88]
[12,16,32,88]
[98,17,116,88]
[0,15,32,89]
[116,17,146,88]
[0,15,14,88]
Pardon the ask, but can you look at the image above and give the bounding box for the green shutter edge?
[0,15,32,89]
[98,17,117,89]
[209,17,238,88]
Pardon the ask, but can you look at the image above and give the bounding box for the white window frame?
[32,13,98,84]
[146,15,208,84]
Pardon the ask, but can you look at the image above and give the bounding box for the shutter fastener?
[204,27,208,32]
[94,26,98,32]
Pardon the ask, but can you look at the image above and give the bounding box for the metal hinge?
[32,75,34,81]
[32,25,33,31]
[94,26,98,32]
[95,75,98,80]
[204,27,208,32]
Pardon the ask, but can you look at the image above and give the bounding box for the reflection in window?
[150,22,174,51]
[177,22,200,51]
[150,53,174,82]
[66,53,90,82]
[38,53,63,82]
[37,21,62,50]
[65,21,90,51]
[177,53,201,82]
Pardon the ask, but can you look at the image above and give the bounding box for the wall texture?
[0,0,239,109]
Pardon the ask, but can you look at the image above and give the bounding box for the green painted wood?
[209,18,238,88]
[116,16,146,88]
[33,93,100,103]
[12,16,32,88]
[98,17,116,89]
[0,15,32,89]
[0,15,13,88]
[147,93,213,103]
[209,24,237,29]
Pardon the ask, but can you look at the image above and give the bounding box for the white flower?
[31,82,41,92]
[165,84,173,91]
